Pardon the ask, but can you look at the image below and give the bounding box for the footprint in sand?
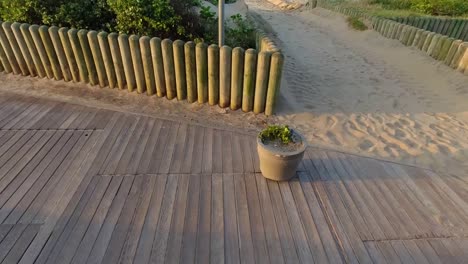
[359,139,374,151]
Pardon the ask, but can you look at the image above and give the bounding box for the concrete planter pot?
[257,131,306,181]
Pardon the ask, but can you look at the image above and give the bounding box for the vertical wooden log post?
[438,38,454,61]
[98,32,116,89]
[196,43,208,104]
[88,31,107,88]
[208,44,219,106]
[49,26,70,81]
[265,52,284,116]
[253,51,271,114]
[129,35,146,94]
[68,28,87,83]
[11,22,35,76]
[453,43,468,70]
[242,49,257,112]
[422,32,435,52]
[39,25,62,80]
[230,47,244,110]
[150,38,166,97]
[2,22,28,75]
[58,27,78,82]
[162,39,176,99]
[444,40,462,66]
[0,23,20,75]
[118,34,136,91]
[78,29,97,85]
[219,46,232,108]
[108,33,125,89]
[184,41,197,103]
[173,40,187,101]
[139,36,155,95]
[30,25,53,78]
[0,28,12,73]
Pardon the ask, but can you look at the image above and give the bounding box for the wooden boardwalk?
[0,92,467,263]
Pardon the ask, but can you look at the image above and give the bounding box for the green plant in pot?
[257,125,306,181]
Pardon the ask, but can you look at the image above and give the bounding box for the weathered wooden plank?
[310,151,372,264]
[149,174,179,263]
[2,224,39,264]
[240,135,255,173]
[320,151,375,241]
[114,117,148,174]
[221,130,233,173]
[289,177,329,263]
[33,175,100,264]
[189,123,204,174]
[255,173,285,264]
[169,123,188,173]
[158,122,180,174]
[234,174,256,263]
[223,173,239,264]
[180,125,196,174]
[49,176,112,264]
[118,175,157,263]
[335,153,397,239]
[327,151,386,240]
[414,240,443,264]
[0,224,28,262]
[101,176,144,264]
[244,173,270,263]
[147,120,172,173]
[180,174,201,263]
[0,131,67,211]
[100,116,139,175]
[124,118,155,175]
[202,127,214,173]
[21,114,121,264]
[86,176,134,264]
[133,174,167,264]
[278,180,315,263]
[267,180,301,263]
[402,240,430,263]
[69,176,123,264]
[196,174,212,263]
[364,242,388,264]
[136,120,162,174]
[212,129,223,173]
[230,133,244,173]
[376,241,402,263]
[165,174,190,264]
[391,240,416,264]
[13,131,88,224]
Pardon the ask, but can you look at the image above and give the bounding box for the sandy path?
[247,1,468,176]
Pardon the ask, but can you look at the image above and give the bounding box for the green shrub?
[347,16,369,30]
[0,0,115,31]
[225,14,256,48]
[0,0,255,47]
[259,125,293,144]
[410,0,468,16]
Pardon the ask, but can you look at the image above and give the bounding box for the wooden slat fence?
[0,22,284,115]
[314,1,468,75]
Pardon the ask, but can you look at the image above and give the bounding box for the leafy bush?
[0,0,115,31]
[225,14,256,48]
[367,0,468,16]
[347,16,369,30]
[410,0,468,16]
[0,0,255,47]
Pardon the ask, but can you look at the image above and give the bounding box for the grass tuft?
[347,16,369,31]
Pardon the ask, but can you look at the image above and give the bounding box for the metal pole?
[218,0,224,46]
